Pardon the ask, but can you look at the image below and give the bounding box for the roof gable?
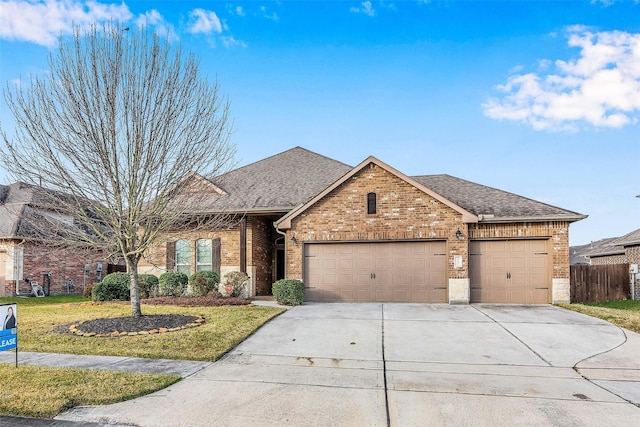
[276,156,477,229]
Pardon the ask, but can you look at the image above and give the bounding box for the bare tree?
[1,24,235,317]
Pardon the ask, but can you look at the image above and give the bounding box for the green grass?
[0,364,179,418]
[2,295,284,361]
[561,300,640,333]
[0,295,284,418]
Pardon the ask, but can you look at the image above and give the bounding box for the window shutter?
[166,241,176,271]
[212,238,221,276]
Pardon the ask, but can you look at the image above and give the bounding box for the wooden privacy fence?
[570,264,630,303]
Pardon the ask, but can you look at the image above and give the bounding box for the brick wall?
[589,254,627,266]
[140,226,241,274]
[286,163,467,280]
[625,245,640,265]
[468,221,571,279]
[6,242,105,295]
[140,217,276,295]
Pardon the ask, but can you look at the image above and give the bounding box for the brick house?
[584,229,640,266]
[140,147,586,304]
[0,182,115,296]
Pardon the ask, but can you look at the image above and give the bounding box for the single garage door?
[304,241,447,303]
[470,240,550,304]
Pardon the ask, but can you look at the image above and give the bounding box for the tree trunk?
[126,256,143,318]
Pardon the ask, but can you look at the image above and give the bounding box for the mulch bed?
[59,296,252,337]
[76,314,200,334]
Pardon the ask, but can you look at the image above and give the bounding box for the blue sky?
[1,0,639,245]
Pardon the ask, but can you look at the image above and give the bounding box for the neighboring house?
[139,147,586,304]
[575,238,626,265]
[584,230,640,266]
[613,229,640,266]
[0,182,114,296]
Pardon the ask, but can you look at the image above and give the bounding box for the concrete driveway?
[58,304,640,426]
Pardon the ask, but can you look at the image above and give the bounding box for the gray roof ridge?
[214,146,352,179]
[609,228,640,246]
[412,173,584,217]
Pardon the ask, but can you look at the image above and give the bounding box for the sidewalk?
[0,351,212,426]
[0,351,211,377]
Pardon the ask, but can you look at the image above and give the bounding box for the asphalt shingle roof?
[0,182,42,238]
[611,228,640,247]
[411,174,583,220]
[210,147,353,212]
[579,237,625,258]
[2,148,586,229]
[0,182,77,239]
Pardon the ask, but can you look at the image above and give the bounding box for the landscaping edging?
[69,315,206,337]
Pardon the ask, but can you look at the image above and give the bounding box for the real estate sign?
[1,303,17,351]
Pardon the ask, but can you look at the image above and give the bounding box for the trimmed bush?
[272,279,304,306]
[189,271,220,297]
[92,272,130,301]
[158,271,188,297]
[222,271,249,298]
[138,274,160,299]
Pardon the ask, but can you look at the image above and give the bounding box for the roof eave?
[586,250,626,257]
[477,214,588,224]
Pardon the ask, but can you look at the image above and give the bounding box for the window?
[367,192,376,214]
[196,239,212,272]
[175,239,192,275]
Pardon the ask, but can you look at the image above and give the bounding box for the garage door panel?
[338,259,353,269]
[393,289,410,302]
[530,257,547,269]
[530,240,547,252]
[304,241,447,303]
[470,240,550,304]
[321,259,336,269]
[531,289,549,304]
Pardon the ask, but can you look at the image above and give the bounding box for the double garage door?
[303,239,552,304]
[304,241,447,303]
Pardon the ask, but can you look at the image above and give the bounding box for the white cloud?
[221,35,246,49]
[483,28,640,131]
[350,1,376,17]
[0,0,132,47]
[187,8,222,35]
[260,5,278,21]
[235,6,245,17]
[134,10,178,41]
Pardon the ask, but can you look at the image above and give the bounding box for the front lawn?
[561,300,640,333]
[1,295,284,360]
[0,295,284,418]
[0,365,180,418]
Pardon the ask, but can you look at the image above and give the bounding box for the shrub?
[138,274,160,299]
[272,279,304,306]
[222,271,249,298]
[92,272,130,301]
[189,271,220,297]
[158,271,188,297]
